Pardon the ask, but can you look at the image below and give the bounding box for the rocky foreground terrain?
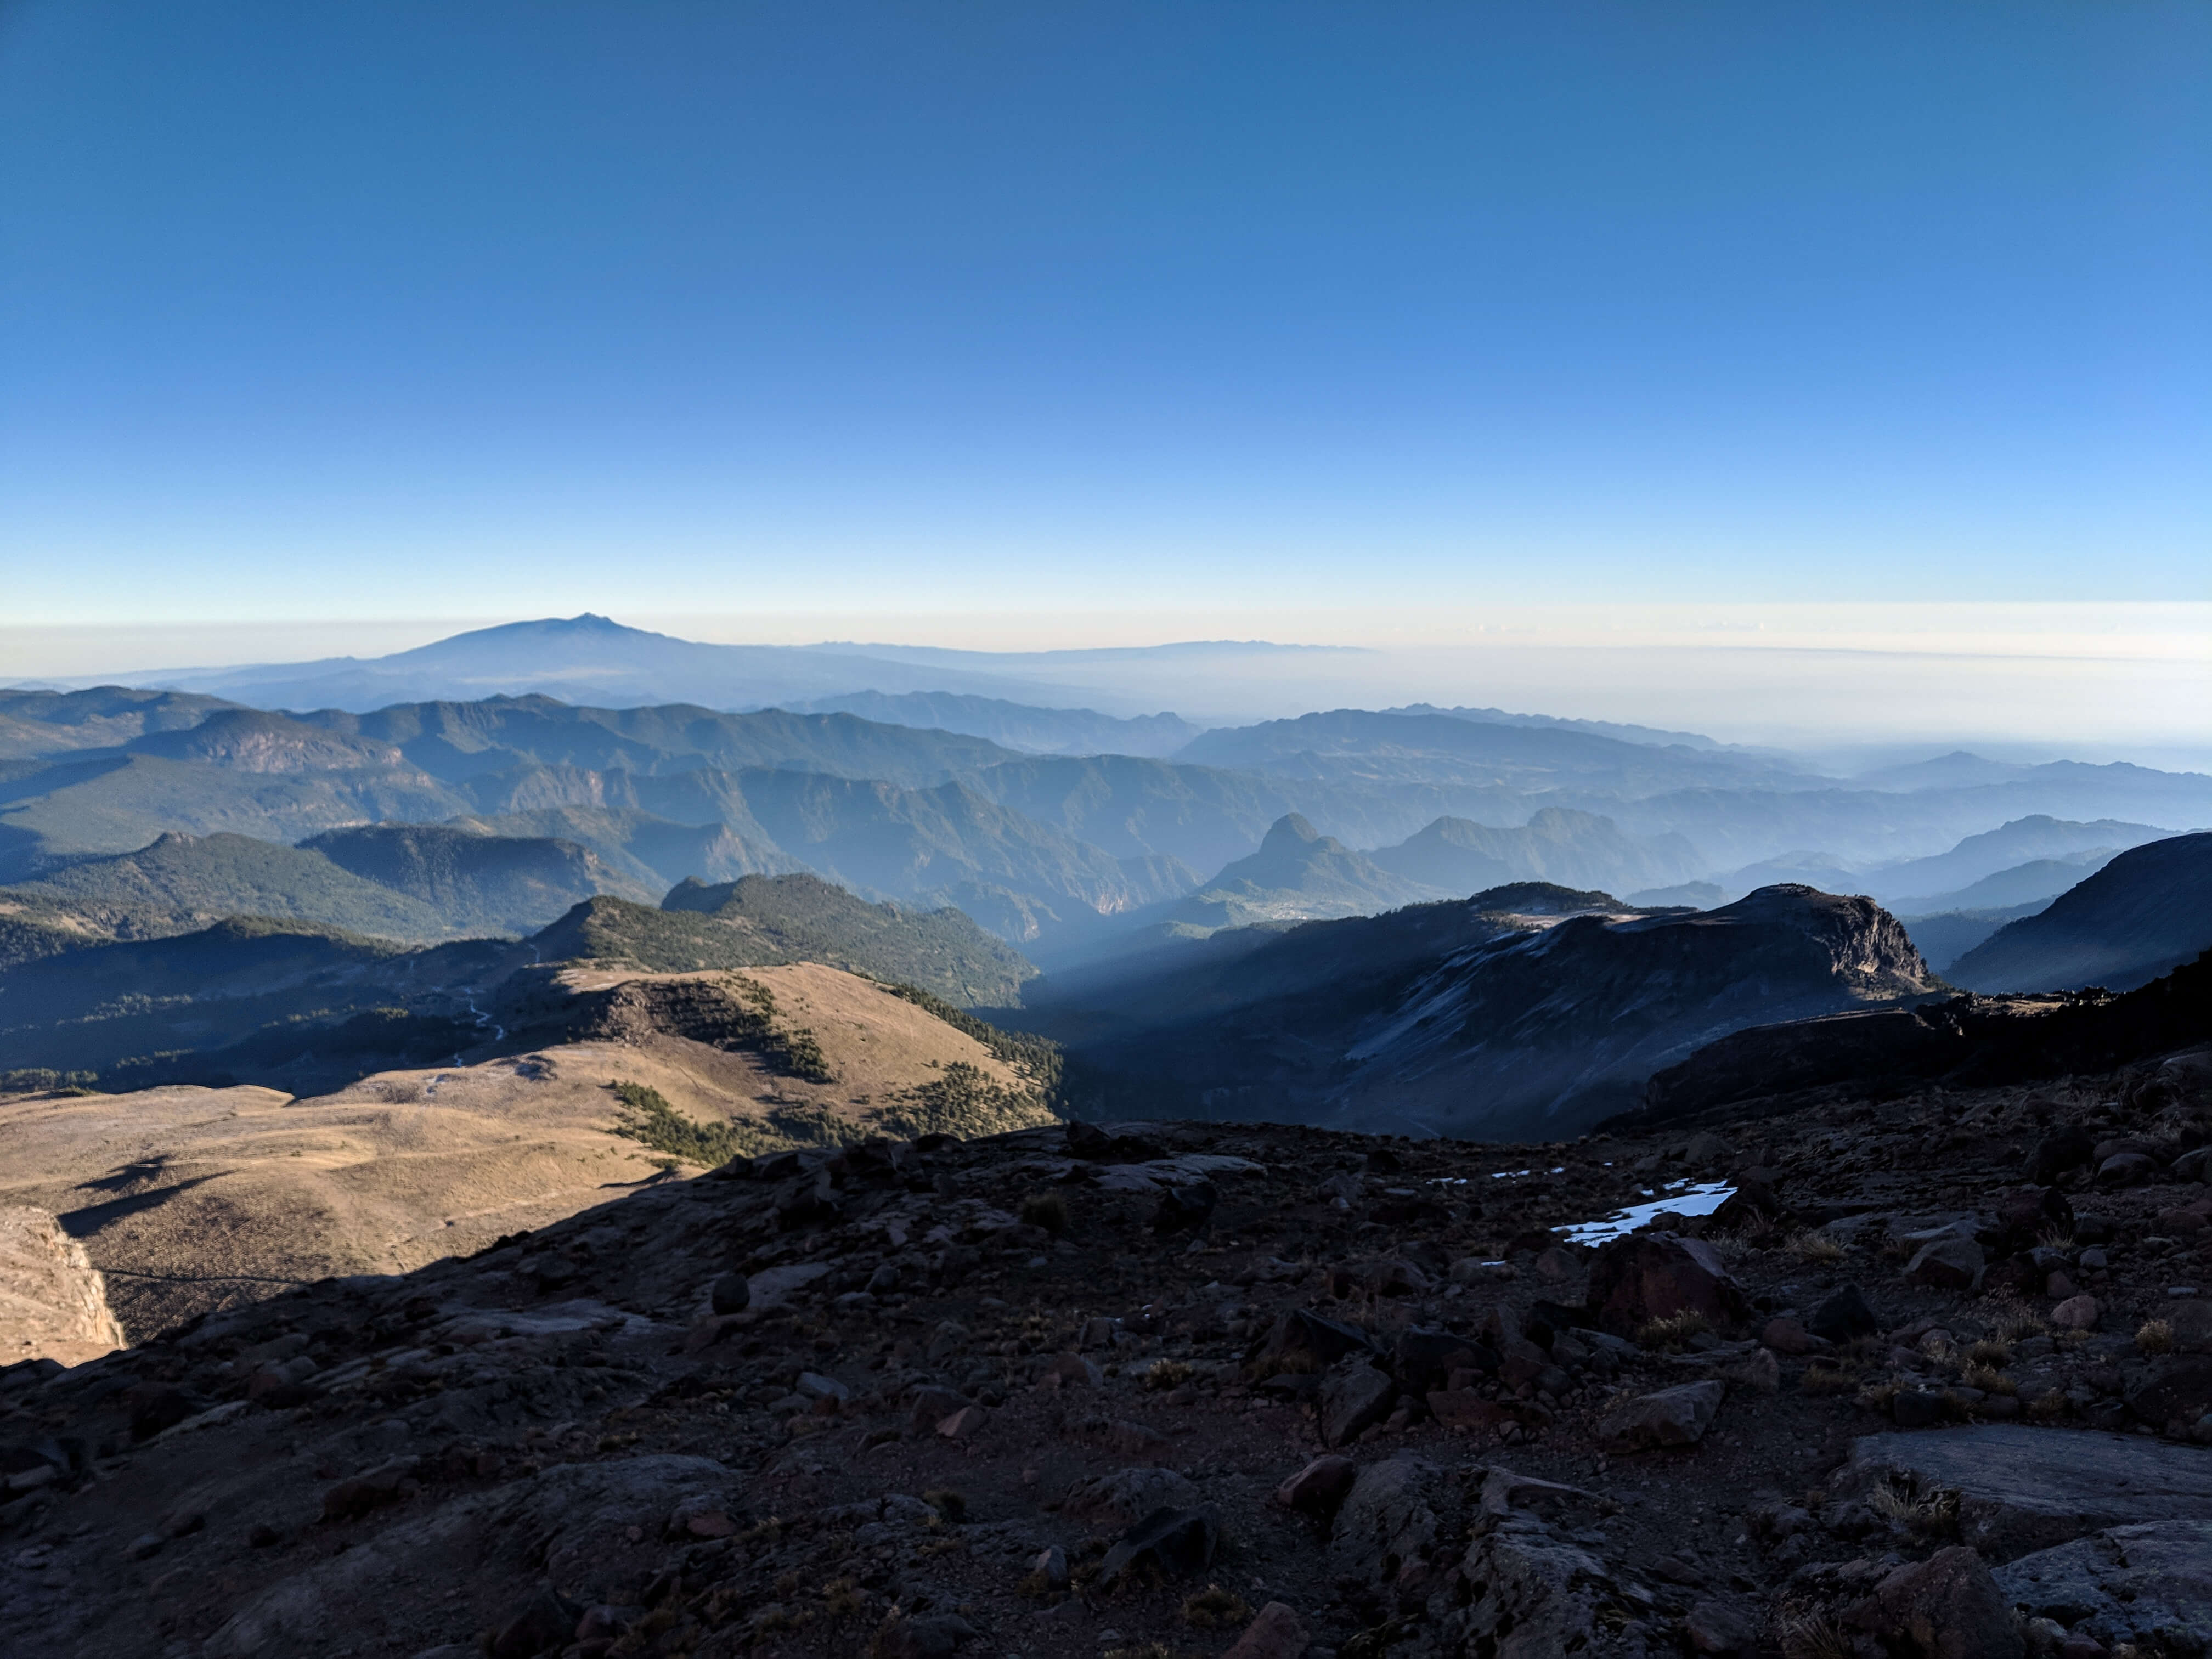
[2,1049,2209,1658]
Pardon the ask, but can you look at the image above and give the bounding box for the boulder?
[1840,1426,2212,1558]
[906,1386,973,1431]
[1984,1185,2075,1252]
[1762,1316,1824,1355]
[1684,1597,1760,1655]
[2051,1295,2101,1331]
[2166,1299,2212,1353]
[1809,1284,1882,1344]
[487,1584,586,1659]
[1223,1601,1311,1659]
[2096,1152,2159,1188]
[1273,1454,1357,1516]
[1327,1454,1443,1585]
[1844,1546,2023,1659]
[1993,1521,2212,1648]
[1445,1519,1617,1656]
[1585,1233,1749,1336]
[1317,1362,1396,1447]
[1150,1180,1218,1234]
[1596,1380,1724,1452]
[2027,1126,2097,1184]
[1096,1504,1220,1589]
[1391,1327,1498,1395]
[1428,1390,1513,1432]
[1905,1237,1987,1291]
[2124,1356,2212,1434]
[1250,1307,1374,1377]
[708,1272,750,1314]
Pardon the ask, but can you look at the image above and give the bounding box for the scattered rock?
[874,1612,978,1658]
[1066,1466,1200,1526]
[708,1272,750,1314]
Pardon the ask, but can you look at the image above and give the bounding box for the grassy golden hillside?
[0,962,1057,1344]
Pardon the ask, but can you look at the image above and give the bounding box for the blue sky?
[3,1,2208,637]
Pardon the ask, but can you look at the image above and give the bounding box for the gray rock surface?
[1843,1426,2212,1558]
[1993,1520,2212,1648]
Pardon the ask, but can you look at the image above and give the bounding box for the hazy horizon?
[5,602,2209,770]
[4,4,2206,763]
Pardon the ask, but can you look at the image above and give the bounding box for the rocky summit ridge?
[2,1039,2210,1657]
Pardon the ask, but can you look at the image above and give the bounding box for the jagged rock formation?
[0,1207,123,1368]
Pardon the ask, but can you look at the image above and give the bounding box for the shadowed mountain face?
[1946,831,2212,994]
[1048,884,1938,1140]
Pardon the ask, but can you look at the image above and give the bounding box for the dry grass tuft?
[1783,1229,1845,1264]
[1180,1584,1254,1629]
[1778,1610,1854,1659]
[2136,1319,2175,1355]
[1636,1309,1712,1350]
[1144,1358,1196,1391]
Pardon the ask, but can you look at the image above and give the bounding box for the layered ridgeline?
[0,872,1041,1094]
[12,679,2212,957]
[1029,882,1939,1139]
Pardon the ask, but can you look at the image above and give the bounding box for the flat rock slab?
[1844,1426,2212,1559]
[1993,1521,2212,1646]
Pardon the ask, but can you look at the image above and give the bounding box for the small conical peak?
[1262,813,1322,849]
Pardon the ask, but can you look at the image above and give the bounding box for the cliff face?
[0,1207,123,1369]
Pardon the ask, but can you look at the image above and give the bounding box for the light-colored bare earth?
[0,1206,125,1367]
[0,963,1041,1342]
